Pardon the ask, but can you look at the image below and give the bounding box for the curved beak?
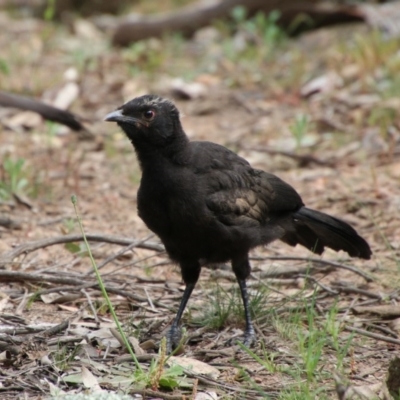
[104,109,124,122]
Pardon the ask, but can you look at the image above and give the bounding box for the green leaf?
[65,243,82,254]
[158,375,180,389]
[0,58,9,75]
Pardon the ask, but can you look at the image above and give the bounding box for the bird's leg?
[237,278,256,346]
[167,260,201,353]
[232,255,256,347]
[167,282,195,352]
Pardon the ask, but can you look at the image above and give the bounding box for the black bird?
[105,95,371,350]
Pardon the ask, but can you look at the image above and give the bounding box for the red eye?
[143,110,155,120]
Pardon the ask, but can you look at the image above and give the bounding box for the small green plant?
[289,114,310,150]
[368,106,396,138]
[53,343,82,371]
[232,7,286,49]
[195,282,270,331]
[237,341,284,374]
[134,337,187,390]
[124,39,165,75]
[0,157,29,200]
[324,302,354,369]
[62,218,76,234]
[0,58,9,75]
[254,10,286,47]
[296,302,326,382]
[26,291,41,310]
[44,0,56,20]
[194,283,244,330]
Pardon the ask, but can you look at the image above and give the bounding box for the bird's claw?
[228,328,256,348]
[242,329,256,347]
[166,324,182,354]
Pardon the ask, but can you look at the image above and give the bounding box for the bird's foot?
[228,327,256,348]
[166,324,183,354]
[242,328,256,347]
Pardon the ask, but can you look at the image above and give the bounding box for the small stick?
[345,326,400,346]
[0,233,164,265]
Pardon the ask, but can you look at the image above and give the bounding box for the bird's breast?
[137,169,204,235]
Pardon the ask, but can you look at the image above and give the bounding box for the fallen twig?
[42,319,70,337]
[0,233,164,265]
[251,255,374,282]
[332,284,383,299]
[244,145,334,167]
[345,326,400,346]
[298,274,339,295]
[85,233,155,275]
[0,270,174,311]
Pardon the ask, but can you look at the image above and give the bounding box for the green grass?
[289,114,311,150]
[53,342,82,371]
[196,282,357,398]
[193,281,271,331]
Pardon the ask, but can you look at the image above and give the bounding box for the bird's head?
[104,94,182,147]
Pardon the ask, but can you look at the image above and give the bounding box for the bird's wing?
[190,142,304,226]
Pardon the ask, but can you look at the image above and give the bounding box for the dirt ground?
[0,7,400,400]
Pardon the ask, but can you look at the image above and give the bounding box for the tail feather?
[281,207,371,259]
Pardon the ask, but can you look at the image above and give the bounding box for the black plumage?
[105,94,371,350]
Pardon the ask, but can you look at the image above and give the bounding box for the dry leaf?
[53,82,79,110]
[170,78,207,100]
[168,356,220,378]
[301,72,342,97]
[195,392,218,400]
[81,366,102,392]
[4,111,42,130]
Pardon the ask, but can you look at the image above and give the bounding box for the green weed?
[289,114,310,150]
[232,7,286,49]
[195,282,270,331]
[124,39,165,76]
[0,58,9,75]
[0,157,29,200]
[195,283,241,330]
[44,0,56,21]
[53,343,82,371]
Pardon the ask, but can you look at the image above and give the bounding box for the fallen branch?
[111,0,361,46]
[0,91,92,138]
